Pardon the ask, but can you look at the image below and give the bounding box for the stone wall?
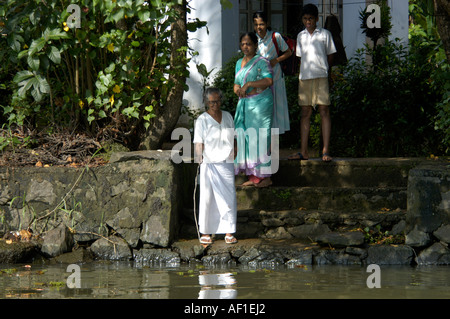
[1,151,449,266]
[0,151,183,250]
[406,164,450,265]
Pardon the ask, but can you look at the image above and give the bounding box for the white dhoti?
[198,162,237,234]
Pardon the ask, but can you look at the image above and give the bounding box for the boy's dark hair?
[302,4,319,18]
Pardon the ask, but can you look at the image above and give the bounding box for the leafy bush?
[409,0,449,155]
[0,0,204,149]
[329,40,446,157]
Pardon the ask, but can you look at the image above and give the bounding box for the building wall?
[222,0,240,66]
[181,0,239,125]
[341,0,367,58]
[388,0,409,45]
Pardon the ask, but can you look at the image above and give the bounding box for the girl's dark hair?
[252,11,272,31]
[239,32,258,45]
[253,11,268,23]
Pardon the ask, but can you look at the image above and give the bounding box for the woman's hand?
[234,84,244,98]
[235,78,273,98]
[194,143,204,164]
[271,49,292,68]
[234,84,248,98]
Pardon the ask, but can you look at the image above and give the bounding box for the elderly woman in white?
[193,87,238,245]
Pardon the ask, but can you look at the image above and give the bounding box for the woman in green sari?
[234,32,274,188]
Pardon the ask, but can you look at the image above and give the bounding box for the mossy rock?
[100,141,130,161]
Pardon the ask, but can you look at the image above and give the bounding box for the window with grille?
[239,0,265,35]
[239,0,292,35]
[317,0,342,28]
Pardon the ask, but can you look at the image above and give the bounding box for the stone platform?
[0,150,449,266]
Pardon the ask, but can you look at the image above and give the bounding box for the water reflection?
[1,263,450,299]
[198,272,237,299]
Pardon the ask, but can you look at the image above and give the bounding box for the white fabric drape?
[198,162,237,234]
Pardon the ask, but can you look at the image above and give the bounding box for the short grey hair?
[203,87,223,105]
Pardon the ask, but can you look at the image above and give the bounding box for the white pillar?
[181,0,224,124]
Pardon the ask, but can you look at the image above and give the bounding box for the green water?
[1,262,449,299]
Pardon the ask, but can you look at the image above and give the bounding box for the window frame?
[317,0,343,29]
[239,0,289,35]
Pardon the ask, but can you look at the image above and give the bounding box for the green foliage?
[329,40,446,157]
[0,268,18,275]
[0,0,204,148]
[331,0,449,157]
[272,188,291,201]
[409,0,450,154]
[0,125,33,152]
[434,88,450,153]
[281,74,322,150]
[409,0,441,60]
[362,225,404,245]
[212,52,242,116]
[281,74,300,148]
[219,0,233,10]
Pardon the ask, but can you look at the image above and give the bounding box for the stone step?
[191,157,427,188]
[269,157,424,188]
[235,208,405,240]
[184,158,427,189]
[236,185,407,212]
[179,208,406,241]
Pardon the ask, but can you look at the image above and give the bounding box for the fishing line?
[193,163,201,243]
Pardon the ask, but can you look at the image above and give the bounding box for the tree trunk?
[139,1,188,150]
[434,0,450,63]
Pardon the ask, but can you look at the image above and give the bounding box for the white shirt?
[296,27,337,80]
[193,111,235,163]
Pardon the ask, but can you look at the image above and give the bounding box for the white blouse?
[193,111,235,163]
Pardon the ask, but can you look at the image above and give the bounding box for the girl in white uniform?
[253,11,292,135]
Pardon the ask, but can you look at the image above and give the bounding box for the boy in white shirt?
[289,4,336,162]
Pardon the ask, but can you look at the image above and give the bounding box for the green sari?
[234,55,274,178]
